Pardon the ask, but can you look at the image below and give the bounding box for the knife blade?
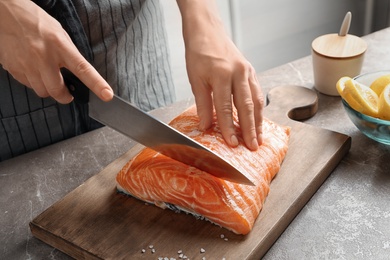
[61,69,254,185]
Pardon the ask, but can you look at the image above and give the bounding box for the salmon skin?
[116,106,291,235]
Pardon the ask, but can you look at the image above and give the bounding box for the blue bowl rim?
[340,70,390,125]
[341,97,390,125]
[353,70,390,82]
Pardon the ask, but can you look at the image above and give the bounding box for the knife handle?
[61,68,89,104]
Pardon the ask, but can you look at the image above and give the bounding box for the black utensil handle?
[61,68,89,104]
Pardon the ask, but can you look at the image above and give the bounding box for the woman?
[0,0,264,161]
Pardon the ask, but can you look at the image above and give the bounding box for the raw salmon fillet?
[116,106,290,235]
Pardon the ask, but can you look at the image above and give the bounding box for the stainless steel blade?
[88,93,254,185]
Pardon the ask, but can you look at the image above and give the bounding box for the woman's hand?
[177,0,264,150]
[0,0,113,103]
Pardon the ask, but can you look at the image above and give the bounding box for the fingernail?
[199,121,207,131]
[101,88,113,101]
[257,133,263,146]
[230,135,239,147]
[251,138,259,150]
[67,96,74,104]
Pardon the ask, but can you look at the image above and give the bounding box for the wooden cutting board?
[30,86,351,260]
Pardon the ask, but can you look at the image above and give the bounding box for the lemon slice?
[369,74,390,96]
[342,78,379,118]
[378,83,390,120]
[336,76,352,95]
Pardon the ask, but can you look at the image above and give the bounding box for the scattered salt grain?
[220,234,225,239]
[141,249,146,253]
[224,238,228,241]
[149,245,154,249]
[151,248,156,254]
[200,248,206,253]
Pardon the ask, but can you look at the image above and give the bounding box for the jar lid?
[312,33,367,58]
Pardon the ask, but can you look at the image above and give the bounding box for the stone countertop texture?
[1,28,390,259]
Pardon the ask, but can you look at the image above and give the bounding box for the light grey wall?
[235,0,368,73]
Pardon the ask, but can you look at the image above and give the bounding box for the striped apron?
[0,0,175,161]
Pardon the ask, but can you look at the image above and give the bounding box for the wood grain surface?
[30,86,351,260]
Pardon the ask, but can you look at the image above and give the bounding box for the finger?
[41,66,73,104]
[4,66,30,87]
[212,77,238,147]
[190,78,214,130]
[26,74,50,98]
[9,71,31,88]
[63,48,113,102]
[249,68,264,145]
[232,69,258,151]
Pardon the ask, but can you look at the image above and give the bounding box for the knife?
[61,68,254,185]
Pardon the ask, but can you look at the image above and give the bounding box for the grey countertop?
[2,28,390,260]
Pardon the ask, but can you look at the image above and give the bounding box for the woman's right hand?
[0,0,113,103]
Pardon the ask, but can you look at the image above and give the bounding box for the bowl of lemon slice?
[336,70,390,145]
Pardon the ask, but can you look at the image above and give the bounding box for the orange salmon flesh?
[116,106,290,235]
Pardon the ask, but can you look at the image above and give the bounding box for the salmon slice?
[116,106,290,235]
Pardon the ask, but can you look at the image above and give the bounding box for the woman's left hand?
[177,0,264,151]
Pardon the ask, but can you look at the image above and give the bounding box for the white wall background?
[161,0,377,102]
